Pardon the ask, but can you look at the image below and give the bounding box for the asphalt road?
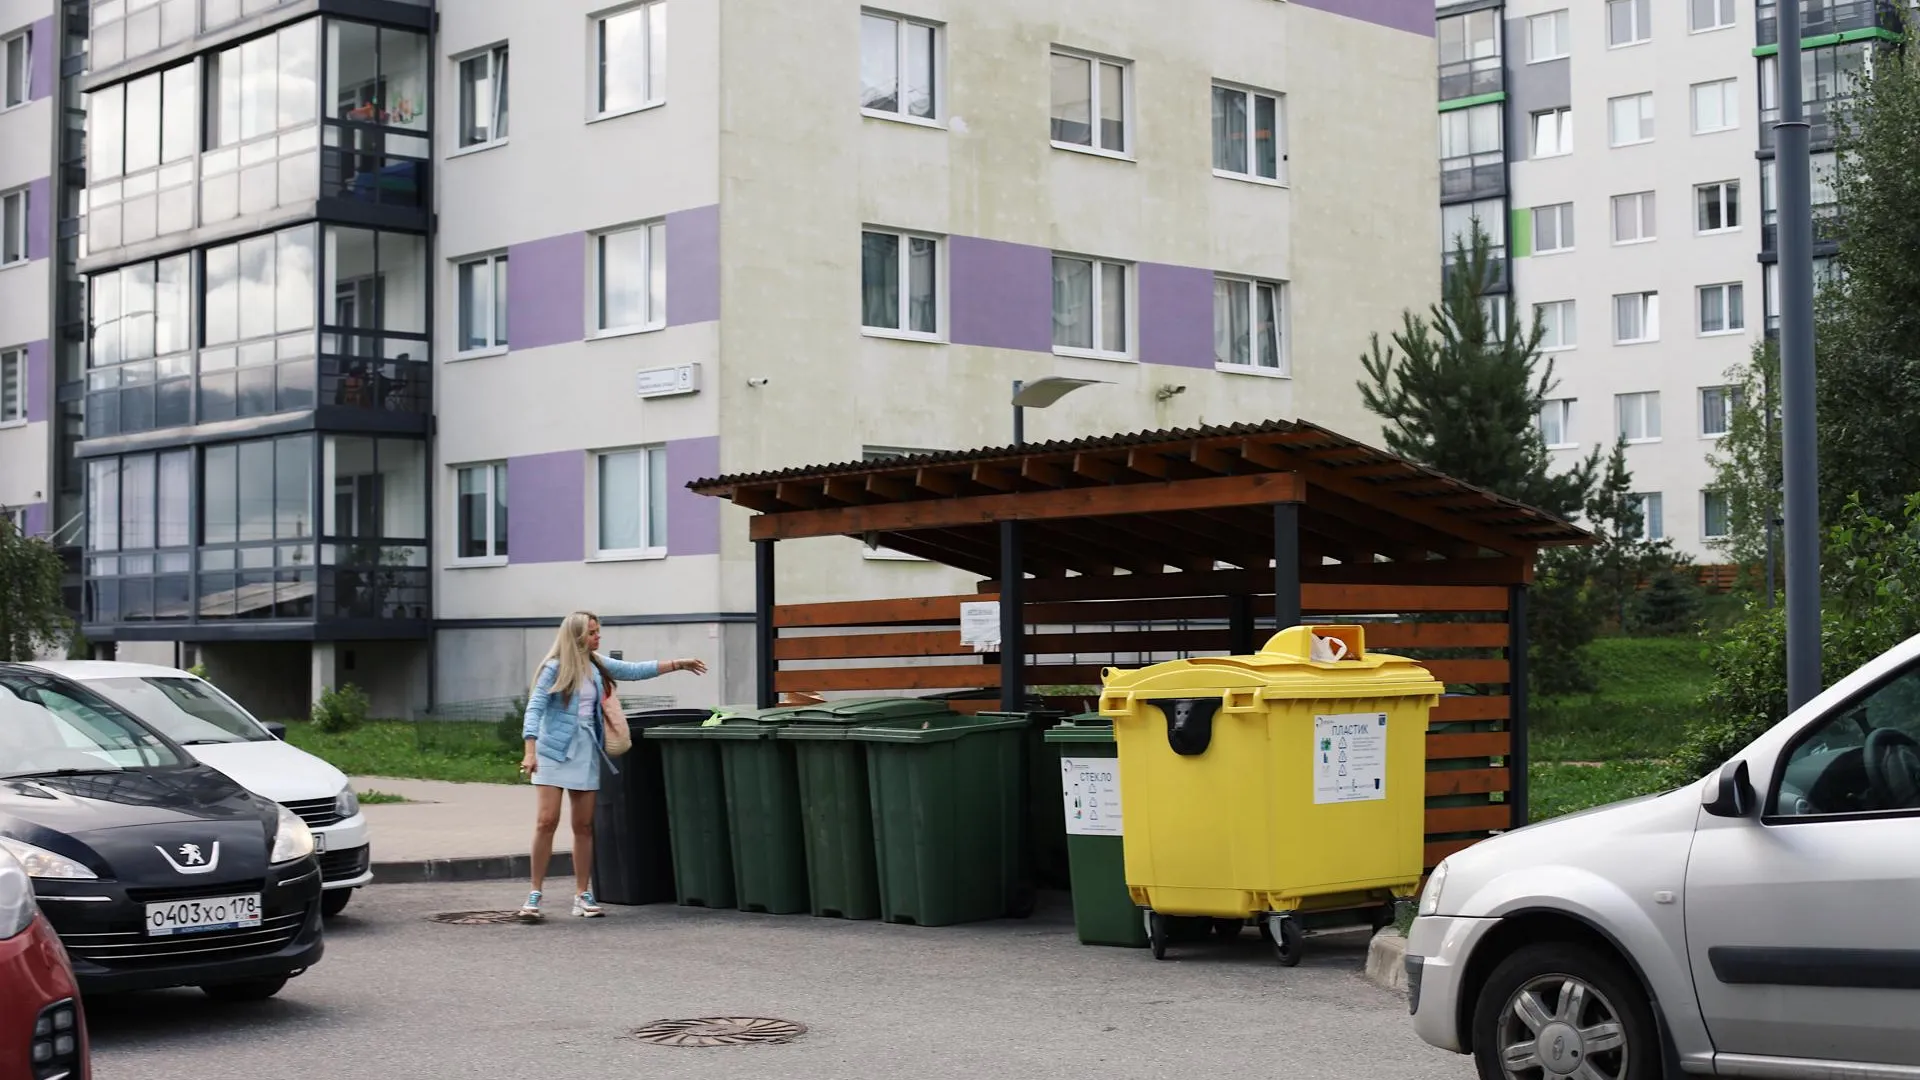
[86,883,1473,1080]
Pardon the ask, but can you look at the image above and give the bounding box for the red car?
[1,846,88,1080]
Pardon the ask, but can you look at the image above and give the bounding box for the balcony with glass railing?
[88,0,428,75]
[1441,152,1507,201]
[1757,0,1900,47]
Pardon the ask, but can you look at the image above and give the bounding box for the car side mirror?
[1702,759,1754,818]
[264,722,288,741]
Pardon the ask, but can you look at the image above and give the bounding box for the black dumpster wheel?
[1270,916,1304,967]
[1211,918,1244,940]
[1145,911,1168,960]
[1371,901,1398,931]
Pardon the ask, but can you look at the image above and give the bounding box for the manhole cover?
[429,911,525,925]
[631,1018,807,1046]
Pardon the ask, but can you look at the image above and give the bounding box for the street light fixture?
[1011,376,1110,445]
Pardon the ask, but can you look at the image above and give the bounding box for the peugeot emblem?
[156,840,222,875]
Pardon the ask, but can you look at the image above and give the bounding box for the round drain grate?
[631,1017,807,1047]
[429,910,526,925]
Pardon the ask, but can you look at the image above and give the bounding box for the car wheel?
[321,888,353,917]
[1471,942,1660,1080]
[201,978,289,1003]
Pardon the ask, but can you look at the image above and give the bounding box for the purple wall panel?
[665,436,720,555]
[24,339,49,423]
[948,236,1051,352]
[507,451,584,564]
[25,177,50,262]
[505,232,585,351]
[28,17,54,101]
[1292,0,1434,36]
[666,204,719,327]
[1137,263,1216,370]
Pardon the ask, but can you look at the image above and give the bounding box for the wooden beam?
[748,472,1303,541]
[1304,483,1483,559]
[1425,839,1484,867]
[867,531,1001,577]
[915,469,960,496]
[1190,444,1236,474]
[1433,696,1511,722]
[774,593,996,628]
[732,487,781,513]
[1301,583,1511,613]
[1427,733,1512,759]
[1025,629,1235,654]
[1364,622,1509,649]
[775,482,826,509]
[971,464,1017,491]
[1022,458,1071,486]
[1425,659,1512,685]
[1426,768,1509,797]
[1125,449,1169,478]
[1303,556,1532,587]
[1425,805,1513,833]
[775,630,963,661]
[822,478,868,505]
[1072,454,1125,483]
[866,474,914,499]
[773,663,1111,694]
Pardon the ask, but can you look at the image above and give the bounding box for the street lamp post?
[1011,376,1109,446]
[1774,0,1822,709]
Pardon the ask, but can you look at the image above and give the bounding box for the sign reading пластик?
[1313,712,1388,805]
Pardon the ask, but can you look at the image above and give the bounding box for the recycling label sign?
[1313,712,1388,804]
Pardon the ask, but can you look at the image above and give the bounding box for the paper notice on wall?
[959,601,1001,653]
[1060,757,1124,836]
[1313,712,1389,804]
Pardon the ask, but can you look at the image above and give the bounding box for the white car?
[25,660,373,917]
[1406,633,1920,1080]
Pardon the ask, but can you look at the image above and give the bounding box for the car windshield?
[0,676,186,777]
[85,677,271,745]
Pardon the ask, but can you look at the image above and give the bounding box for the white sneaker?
[572,891,603,918]
[517,890,544,922]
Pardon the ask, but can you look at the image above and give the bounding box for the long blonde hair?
[534,611,600,704]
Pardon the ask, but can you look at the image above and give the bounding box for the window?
[1702,490,1730,539]
[594,447,667,557]
[1482,295,1510,343]
[1631,492,1665,540]
[861,447,934,560]
[596,1,668,118]
[1609,92,1655,145]
[1691,0,1736,32]
[1696,181,1740,233]
[1698,282,1745,335]
[1607,0,1651,46]
[1440,103,1503,198]
[593,222,666,335]
[457,45,509,149]
[0,188,24,266]
[1536,300,1577,350]
[1611,192,1657,243]
[1212,84,1286,183]
[1614,293,1660,344]
[1443,200,1505,261]
[1618,391,1661,441]
[0,347,22,423]
[454,463,508,562]
[1052,256,1129,357]
[861,229,939,337]
[1528,9,1570,62]
[860,11,938,121]
[1213,277,1286,373]
[323,437,426,541]
[1539,399,1575,448]
[1533,203,1575,253]
[456,254,509,353]
[204,22,319,149]
[1438,9,1501,100]
[1051,49,1128,155]
[1771,664,1920,817]
[1701,385,1742,436]
[2,29,26,109]
[1691,79,1738,133]
[1531,108,1573,157]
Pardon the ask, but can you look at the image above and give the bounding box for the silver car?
[1407,634,1920,1080]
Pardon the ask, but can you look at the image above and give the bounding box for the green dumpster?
[703,705,812,915]
[642,721,737,910]
[777,698,958,920]
[851,711,1030,927]
[1044,716,1148,947]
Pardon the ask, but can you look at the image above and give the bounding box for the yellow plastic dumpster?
[1096,624,1442,965]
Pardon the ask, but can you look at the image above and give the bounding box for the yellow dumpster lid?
[1098,624,1445,700]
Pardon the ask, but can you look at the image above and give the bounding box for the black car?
[0,663,324,1000]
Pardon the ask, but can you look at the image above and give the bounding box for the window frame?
[1210,82,1288,186]
[450,461,509,566]
[1695,181,1742,234]
[591,0,668,123]
[0,346,24,425]
[1212,275,1289,378]
[1700,385,1741,437]
[859,9,943,126]
[1527,9,1571,63]
[1531,107,1573,158]
[1697,282,1746,336]
[1702,489,1731,539]
[1690,0,1737,34]
[1614,292,1661,345]
[1631,491,1665,540]
[1532,202,1576,254]
[454,43,510,153]
[1,28,27,111]
[1538,398,1576,449]
[1691,78,1739,134]
[454,251,510,357]
[0,187,25,267]
[1535,299,1577,352]
[1617,391,1663,443]
[859,227,944,342]
[591,445,668,561]
[589,220,667,338]
[1607,0,1653,47]
[1049,47,1132,159]
[1608,92,1656,146]
[1611,191,1657,245]
[1051,253,1133,361]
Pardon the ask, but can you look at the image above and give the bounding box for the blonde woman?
[517,611,706,920]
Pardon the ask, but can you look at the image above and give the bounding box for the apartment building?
[64,0,1440,716]
[1435,0,1881,558]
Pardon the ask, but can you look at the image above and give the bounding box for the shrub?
[495,696,529,750]
[312,683,371,734]
[1529,547,1600,697]
[1627,568,1705,637]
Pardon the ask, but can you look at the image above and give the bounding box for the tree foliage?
[0,516,71,662]
[1705,340,1781,570]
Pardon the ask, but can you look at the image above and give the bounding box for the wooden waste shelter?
[689,419,1591,867]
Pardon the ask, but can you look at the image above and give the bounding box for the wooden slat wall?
[771,583,1517,869]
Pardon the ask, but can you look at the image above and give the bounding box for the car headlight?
[271,804,315,864]
[335,785,360,820]
[0,836,98,881]
[0,847,37,940]
[1419,859,1450,917]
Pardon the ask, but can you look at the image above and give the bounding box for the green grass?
[283,719,520,784]
[1529,762,1678,823]
[357,790,410,804]
[1527,636,1709,822]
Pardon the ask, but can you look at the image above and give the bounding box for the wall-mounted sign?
[636,363,701,399]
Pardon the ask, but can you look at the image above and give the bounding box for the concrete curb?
[1365,927,1409,993]
[371,851,573,885]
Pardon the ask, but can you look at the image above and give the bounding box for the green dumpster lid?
[847,712,1031,744]
[1042,714,1116,743]
[642,721,717,740]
